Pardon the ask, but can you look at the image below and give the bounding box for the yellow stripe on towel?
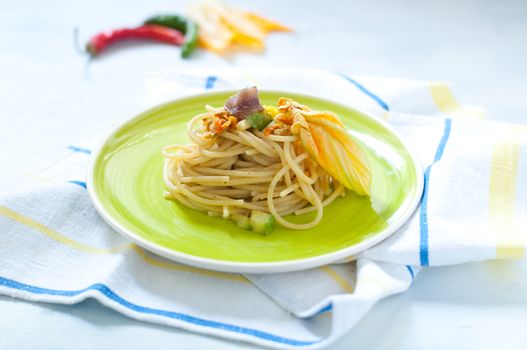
[0,205,131,254]
[320,266,354,293]
[0,205,247,283]
[24,173,55,184]
[489,126,526,259]
[429,82,486,119]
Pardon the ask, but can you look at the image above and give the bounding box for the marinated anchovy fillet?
[224,87,264,119]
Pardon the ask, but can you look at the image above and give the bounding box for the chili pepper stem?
[73,27,90,56]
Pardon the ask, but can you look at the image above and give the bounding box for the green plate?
[88,91,423,273]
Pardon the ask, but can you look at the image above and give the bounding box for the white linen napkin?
[1,69,525,349]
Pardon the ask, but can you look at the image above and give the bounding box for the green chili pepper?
[145,15,199,58]
[180,20,198,58]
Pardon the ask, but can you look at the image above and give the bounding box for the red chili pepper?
[86,24,185,55]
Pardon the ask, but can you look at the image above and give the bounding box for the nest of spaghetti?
[163,87,371,234]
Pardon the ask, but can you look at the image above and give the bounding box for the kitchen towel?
[0,68,525,349]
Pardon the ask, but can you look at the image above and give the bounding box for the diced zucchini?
[232,214,251,230]
[250,210,275,235]
[246,113,272,131]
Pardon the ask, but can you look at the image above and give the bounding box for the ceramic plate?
[88,91,423,273]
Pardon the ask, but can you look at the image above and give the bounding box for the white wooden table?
[1,0,526,348]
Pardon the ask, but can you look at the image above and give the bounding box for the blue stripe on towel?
[67,181,87,188]
[0,276,318,346]
[315,304,333,315]
[405,265,415,279]
[337,74,390,111]
[205,76,217,90]
[433,119,452,162]
[68,146,91,154]
[419,118,452,266]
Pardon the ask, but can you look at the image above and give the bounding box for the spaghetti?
[163,87,371,233]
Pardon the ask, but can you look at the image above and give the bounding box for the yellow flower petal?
[244,12,292,33]
[304,113,371,196]
[203,0,266,51]
[188,3,233,52]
